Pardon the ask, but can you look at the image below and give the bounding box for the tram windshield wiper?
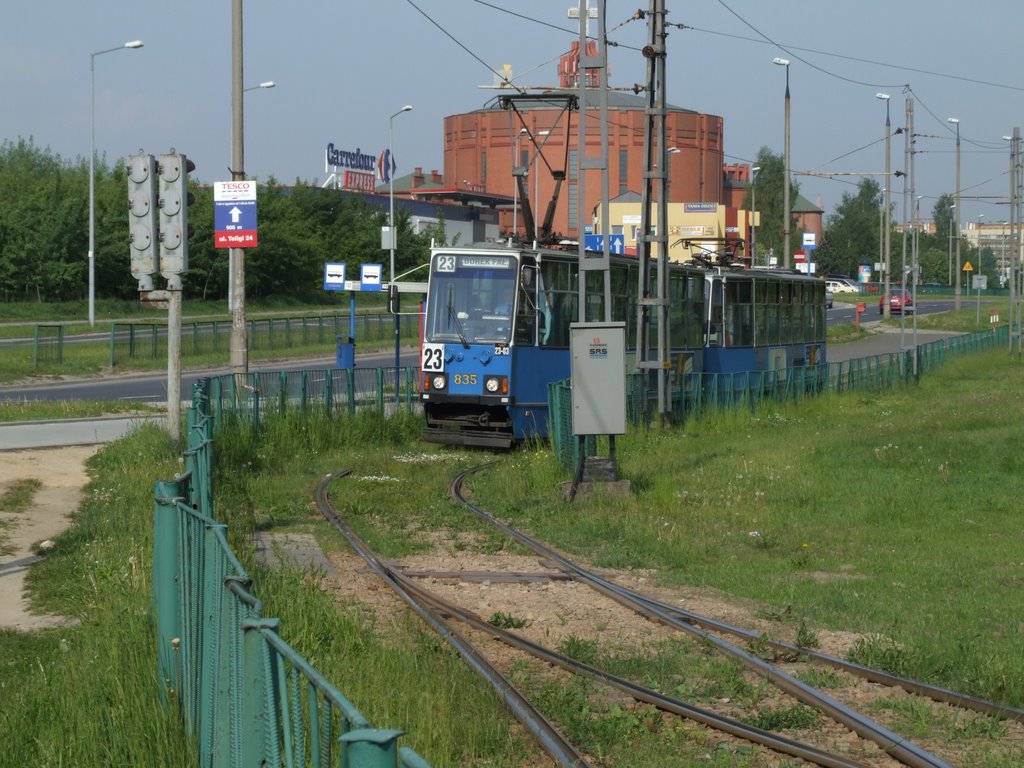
[447,287,470,348]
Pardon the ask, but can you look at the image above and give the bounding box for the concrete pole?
[952,119,962,311]
[229,0,248,377]
[878,93,892,319]
[781,62,791,269]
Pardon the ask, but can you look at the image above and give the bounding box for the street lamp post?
[750,166,761,265]
[948,203,956,286]
[89,40,143,327]
[976,214,985,322]
[879,187,885,290]
[774,58,791,269]
[511,128,526,240]
[948,117,961,309]
[389,105,412,400]
[877,93,892,318]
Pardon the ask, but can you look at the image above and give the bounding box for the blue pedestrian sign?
[584,234,626,254]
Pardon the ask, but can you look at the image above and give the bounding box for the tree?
[821,178,883,277]
[741,147,800,264]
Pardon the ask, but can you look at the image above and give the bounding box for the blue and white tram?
[419,244,707,448]
[703,267,827,376]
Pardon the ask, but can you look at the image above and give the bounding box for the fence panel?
[32,324,64,368]
[152,390,431,767]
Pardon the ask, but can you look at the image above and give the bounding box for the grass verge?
[0,425,194,768]
[3,348,1023,766]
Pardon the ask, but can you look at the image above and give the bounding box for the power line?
[693,7,1023,93]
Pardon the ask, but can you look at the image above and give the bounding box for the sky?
[3,1,1022,229]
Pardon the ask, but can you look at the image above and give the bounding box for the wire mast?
[574,0,611,323]
[634,0,671,419]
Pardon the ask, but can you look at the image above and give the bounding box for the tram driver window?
[515,268,537,345]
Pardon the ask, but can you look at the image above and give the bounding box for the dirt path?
[0,445,99,631]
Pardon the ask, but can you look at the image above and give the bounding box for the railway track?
[314,466,1022,768]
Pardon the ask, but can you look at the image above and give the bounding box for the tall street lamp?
[976,214,986,291]
[948,117,961,309]
[878,187,886,289]
[511,128,527,239]
[774,57,791,268]
[89,39,143,327]
[243,80,275,92]
[389,104,412,400]
[750,166,761,265]
[948,203,956,285]
[877,93,892,318]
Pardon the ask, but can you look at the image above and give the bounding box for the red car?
[880,287,914,314]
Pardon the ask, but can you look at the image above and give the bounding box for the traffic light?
[127,152,158,291]
[158,150,195,283]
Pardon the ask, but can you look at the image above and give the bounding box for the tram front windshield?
[425,253,518,345]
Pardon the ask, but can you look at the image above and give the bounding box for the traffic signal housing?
[127,152,158,291]
[158,150,195,284]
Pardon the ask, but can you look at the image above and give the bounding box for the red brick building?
[443,45,725,240]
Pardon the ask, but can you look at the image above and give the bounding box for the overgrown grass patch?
[0,425,193,768]
[0,478,41,513]
[464,349,1024,711]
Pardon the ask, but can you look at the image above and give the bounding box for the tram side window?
[514,266,537,345]
[687,274,705,348]
[539,261,576,348]
[584,270,606,322]
[754,279,768,346]
[708,280,724,347]
[780,282,793,343]
[814,283,825,341]
[724,280,754,347]
[797,283,809,343]
[767,280,781,344]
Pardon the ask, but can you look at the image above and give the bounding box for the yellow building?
[598,195,756,264]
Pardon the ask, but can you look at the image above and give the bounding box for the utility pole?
[899,95,913,354]
[229,0,248,378]
[635,0,671,419]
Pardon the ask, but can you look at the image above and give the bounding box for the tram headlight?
[484,375,507,394]
[430,374,447,391]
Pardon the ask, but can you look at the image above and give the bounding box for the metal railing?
[196,365,420,430]
[112,312,418,365]
[152,387,430,768]
[33,324,64,366]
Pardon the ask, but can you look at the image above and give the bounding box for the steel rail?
[316,471,871,768]
[624,587,1024,724]
[314,471,592,768]
[408,577,873,768]
[451,465,954,768]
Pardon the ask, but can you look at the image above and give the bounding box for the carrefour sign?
[325,144,375,172]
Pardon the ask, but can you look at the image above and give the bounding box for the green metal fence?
[111,312,418,365]
[152,388,430,768]
[32,324,64,368]
[195,365,420,430]
[549,327,1009,470]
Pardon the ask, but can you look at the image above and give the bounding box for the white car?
[825,279,859,294]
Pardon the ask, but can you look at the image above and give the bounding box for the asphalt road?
[0,348,420,405]
[0,303,967,404]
